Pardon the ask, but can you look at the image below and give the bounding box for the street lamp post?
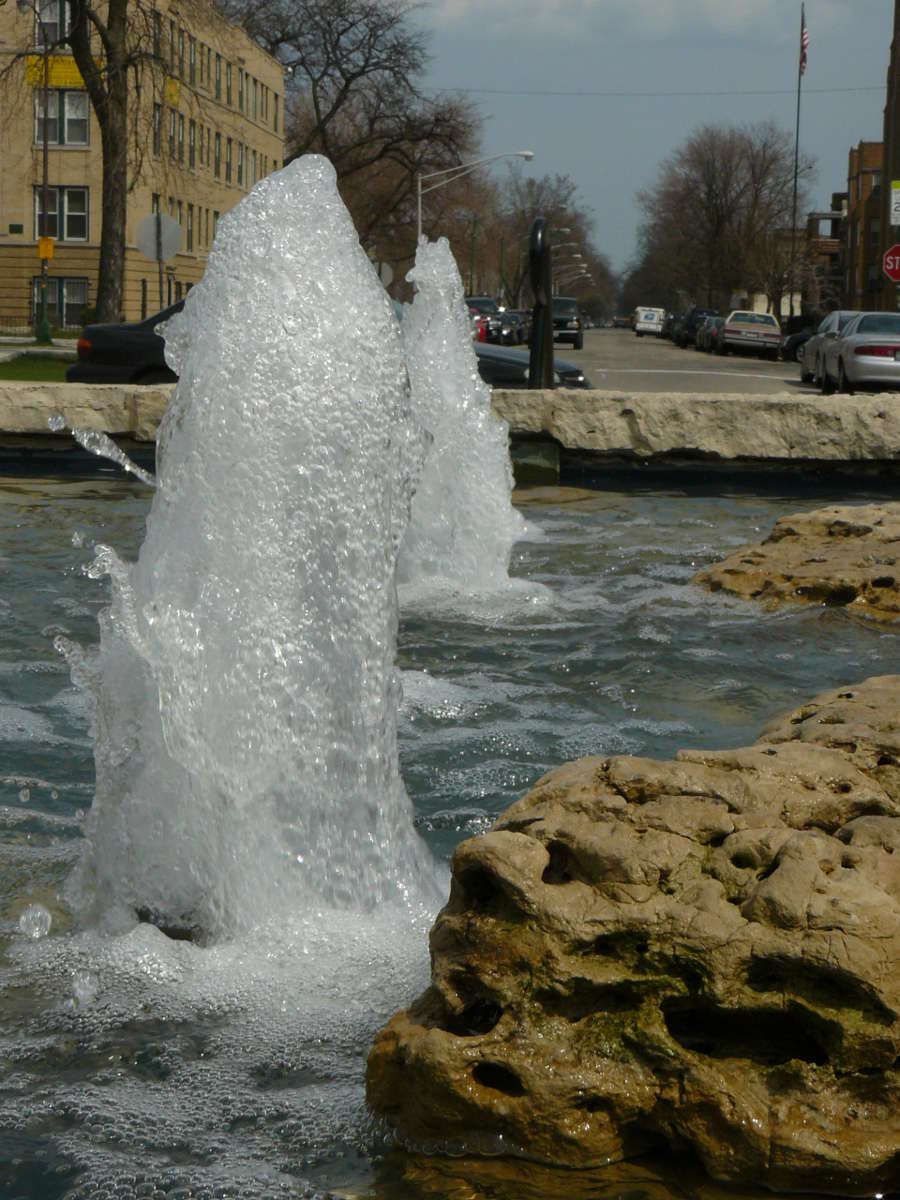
[416,150,534,242]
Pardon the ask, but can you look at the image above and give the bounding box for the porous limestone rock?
[367,675,900,1193]
[693,502,900,620]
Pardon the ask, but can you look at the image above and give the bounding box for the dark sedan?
[66,302,183,385]
[68,302,589,390]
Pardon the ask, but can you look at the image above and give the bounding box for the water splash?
[65,156,440,940]
[48,415,156,487]
[397,238,527,596]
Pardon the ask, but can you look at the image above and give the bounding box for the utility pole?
[36,17,52,344]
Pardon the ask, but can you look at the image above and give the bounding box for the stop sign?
[884,243,900,281]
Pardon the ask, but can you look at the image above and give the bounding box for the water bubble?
[47,413,67,432]
[18,903,51,939]
[72,968,99,1007]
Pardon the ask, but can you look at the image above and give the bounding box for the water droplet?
[18,903,51,939]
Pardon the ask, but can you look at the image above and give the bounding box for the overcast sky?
[413,0,894,272]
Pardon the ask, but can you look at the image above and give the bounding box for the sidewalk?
[0,338,77,364]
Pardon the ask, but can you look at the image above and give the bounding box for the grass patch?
[0,355,72,382]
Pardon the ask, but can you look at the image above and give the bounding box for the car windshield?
[837,312,859,330]
[467,298,498,314]
[854,314,900,335]
[553,299,578,316]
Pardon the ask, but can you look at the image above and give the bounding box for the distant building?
[0,0,284,331]
[803,200,845,316]
[843,141,883,310]
[879,0,900,309]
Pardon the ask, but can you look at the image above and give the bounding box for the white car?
[802,310,861,386]
[718,310,781,359]
[634,306,665,337]
[821,311,900,394]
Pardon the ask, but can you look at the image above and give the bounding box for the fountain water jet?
[398,238,526,596]
[62,155,441,941]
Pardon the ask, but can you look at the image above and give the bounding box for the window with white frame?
[32,276,89,328]
[34,90,88,146]
[34,186,88,241]
[34,0,70,47]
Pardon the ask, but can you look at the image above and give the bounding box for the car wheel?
[716,341,727,356]
[838,361,854,395]
[821,364,835,394]
[795,343,806,363]
[575,333,584,350]
[636,331,643,337]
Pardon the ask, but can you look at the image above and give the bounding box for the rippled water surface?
[1,473,898,1199]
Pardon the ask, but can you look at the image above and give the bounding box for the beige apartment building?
[0,0,285,331]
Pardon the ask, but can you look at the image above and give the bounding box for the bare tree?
[216,0,479,261]
[631,120,815,314]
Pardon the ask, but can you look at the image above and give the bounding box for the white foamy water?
[60,155,441,940]
[397,238,542,614]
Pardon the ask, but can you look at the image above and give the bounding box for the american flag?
[799,4,809,75]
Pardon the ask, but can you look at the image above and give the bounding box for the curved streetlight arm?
[417,150,534,241]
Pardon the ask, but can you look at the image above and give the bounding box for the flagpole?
[789,2,805,319]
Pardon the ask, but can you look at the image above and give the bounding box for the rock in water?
[693,502,900,620]
[367,675,900,1193]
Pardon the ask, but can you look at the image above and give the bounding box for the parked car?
[696,315,725,352]
[68,300,590,391]
[781,328,812,365]
[66,302,183,385]
[464,295,504,343]
[676,306,718,348]
[507,309,533,345]
[633,306,666,337]
[802,310,861,386]
[821,310,900,394]
[501,309,528,345]
[552,296,584,349]
[661,312,681,340]
[717,310,781,359]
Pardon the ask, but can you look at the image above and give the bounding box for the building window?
[169,19,176,72]
[34,90,88,146]
[238,69,244,112]
[205,207,209,246]
[252,148,257,184]
[206,127,211,169]
[153,11,162,59]
[206,48,211,87]
[34,186,88,241]
[187,203,194,251]
[169,109,175,160]
[168,195,174,216]
[237,141,243,186]
[35,0,68,47]
[213,210,219,238]
[189,36,196,86]
[214,132,221,178]
[177,199,183,226]
[199,41,205,84]
[151,192,160,214]
[253,78,258,120]
[225,137,232,182]
[189,119,195,169]
[226,62,232,106]
[31,276,89,328]
[153,103,161,155]
[273,94,278,132]
[178,28,185,77]
[215,54,221,100]
[178,113,184,163]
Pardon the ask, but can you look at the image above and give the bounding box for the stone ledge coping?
[1,383,899,465]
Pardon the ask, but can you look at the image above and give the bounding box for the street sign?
[892,182,900,226]
[884,244,900,282]
[136,212,181,263]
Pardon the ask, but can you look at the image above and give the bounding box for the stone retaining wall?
[1,384,899,473]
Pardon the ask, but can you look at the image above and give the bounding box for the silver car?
[821,311,900,394]
[802,309,860,385]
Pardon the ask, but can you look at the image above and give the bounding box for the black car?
[551,296,584,350]
[68,302,590,390]
[66,302,183,385]
[676,305,719,348]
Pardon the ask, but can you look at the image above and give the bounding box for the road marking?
[601,368,792,381]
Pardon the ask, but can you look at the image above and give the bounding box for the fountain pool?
[2,471,899,1198]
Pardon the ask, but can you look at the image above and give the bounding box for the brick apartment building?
[0,0,284,331]
[844,140,883,309]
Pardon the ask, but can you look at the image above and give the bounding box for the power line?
[426,84,882,98]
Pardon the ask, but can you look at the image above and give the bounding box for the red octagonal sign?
[884,243,900,282]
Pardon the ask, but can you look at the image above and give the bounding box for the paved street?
[568,327,810,394]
